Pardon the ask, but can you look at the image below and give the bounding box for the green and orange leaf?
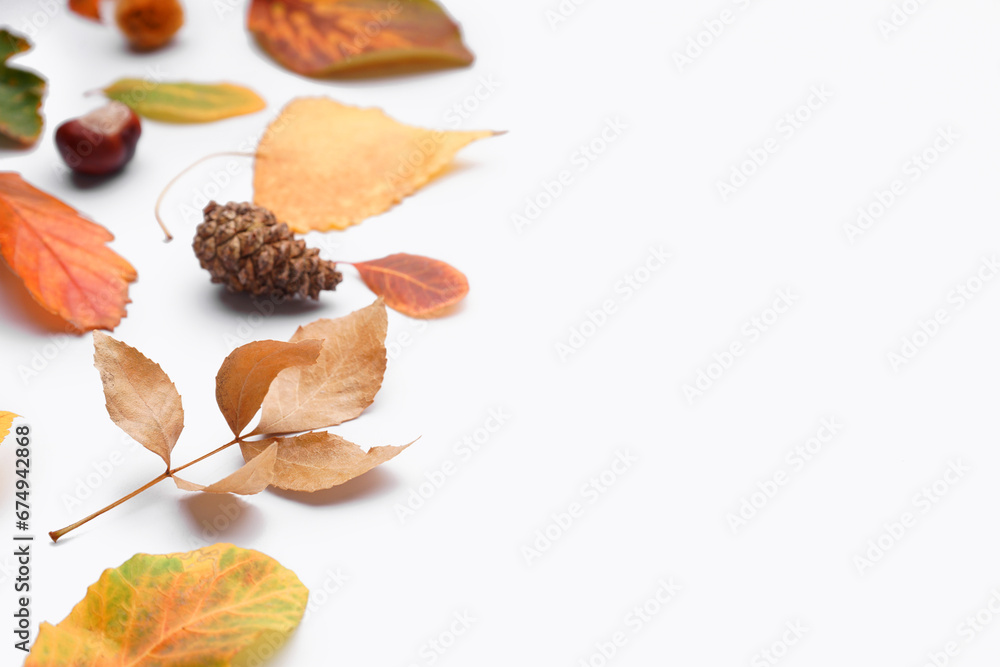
[25,544,308,666]
[0,29,46,145]
[247,0,474,77]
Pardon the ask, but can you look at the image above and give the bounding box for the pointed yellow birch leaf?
[255,299,387,435]
[253,97,498,232]
[93,332,184,468]
[173,442,278,494]
[216,339,322,436]
[0,411,17,445]
[25,543,308,667]
[241,432,412,491]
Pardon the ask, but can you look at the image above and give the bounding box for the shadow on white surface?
[179,492,264,543]
[269,468,399,506]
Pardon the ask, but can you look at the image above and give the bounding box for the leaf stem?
[49,437,240,543]
[49,472,169,542]
[154,151,255,242]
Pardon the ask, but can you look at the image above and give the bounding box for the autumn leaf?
[242,431,411,492]
[94,332,184,468]
[0,30,46,146]
[0,411,17,445]
[68,0,102,21]
[253,97,498,232]
[255,299,387,435]
[0,173,136,331]
[216,339,322,436]
[247,0,474,77]
[25,544,308,666]
[351,253,468,317]
[173,442,278,494]
[103,79,266,123]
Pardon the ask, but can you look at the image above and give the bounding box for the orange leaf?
[351,253,468,317]
[0,173,136,332]
[68,0,102,21]
[247,0,474,77]
[216,339,322,436]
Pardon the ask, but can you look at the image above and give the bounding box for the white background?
[3,0,1000,665]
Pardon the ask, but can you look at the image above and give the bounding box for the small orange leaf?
[68,0,102,21]
[351,253,468,317]
[247,0,474,77]
[0,173,136,331]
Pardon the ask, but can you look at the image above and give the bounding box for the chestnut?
[55,101,142,176]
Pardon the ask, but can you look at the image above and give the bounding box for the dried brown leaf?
[172,443,278,494]
[240,432,411,492]
[216,339,322,436]
[255,299,387,435]
[93,332,183,468]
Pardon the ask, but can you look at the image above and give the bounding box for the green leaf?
[0,29,45,146]
[102,79,266,123]
[26,544,309,667]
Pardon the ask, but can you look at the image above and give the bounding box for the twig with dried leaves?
[50,299,411,542]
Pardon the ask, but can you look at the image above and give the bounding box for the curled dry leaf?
[216,339,322,436]
[247,0,474,77]
[242,431,412,492]
[93,332,183,468]
[253,97,498,232]
[0,411,17,445]
[0,173,136,331]
[103,79,266,123]
[352,253,468,317]
[25,544,308,666]
[0,30,46,146]
[255,298,387,435]
[173,442,278,494]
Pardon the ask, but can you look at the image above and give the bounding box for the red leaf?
[351,253,468,317]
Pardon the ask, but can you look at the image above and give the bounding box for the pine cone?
[193,201,342,300]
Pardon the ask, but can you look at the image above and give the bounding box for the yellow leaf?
[0,411,17,445]
[25,544,308,667]
[103,79,266,123]
[253,97,498,232]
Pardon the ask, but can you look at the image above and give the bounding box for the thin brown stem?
[49,472,169,542]
[154,151,255,241]
[49,437,240,543]
[168,438,239,476]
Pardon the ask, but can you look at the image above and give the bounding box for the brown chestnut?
[55,101,142,176]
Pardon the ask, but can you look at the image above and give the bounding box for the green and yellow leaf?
[26,544,308,667]
[102,79,266,123]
